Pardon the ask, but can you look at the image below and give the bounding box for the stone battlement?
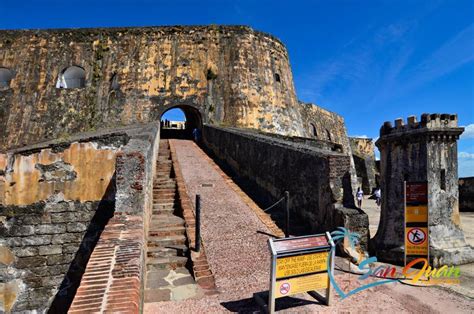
[380,113,461,137]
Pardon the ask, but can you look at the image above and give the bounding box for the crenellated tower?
[373,113,474,266]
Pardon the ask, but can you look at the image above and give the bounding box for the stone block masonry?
[0,142,118,312]
[374,113,474,266]
[1,25,356,166]
[0,123,160,312]
[350,137,377,194]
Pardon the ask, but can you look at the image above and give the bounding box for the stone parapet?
[378,113,463,142]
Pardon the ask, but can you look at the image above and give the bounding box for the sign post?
[254,233,335,313]
[404,182,429,266]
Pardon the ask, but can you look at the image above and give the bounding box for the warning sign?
[406,227,428,255]
[405,182,429,263]
[275,273,328,298]
[407,228,426,245]
[276,252,328,278]
[260,233,334,312]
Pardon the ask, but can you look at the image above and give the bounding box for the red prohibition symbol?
[280,282,290,295]
[407,228,426,245]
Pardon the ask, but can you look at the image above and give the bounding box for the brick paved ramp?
[171,139,275,297]
[144,140,473,313]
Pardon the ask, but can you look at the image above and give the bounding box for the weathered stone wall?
[0,123,160,312]
[374,113,474,266]
[459,177,474,212]
[69,123,160,313]
[349,137,377,194]
[0,25,353,156]
[202,125,368,247]
[0,25,301,150]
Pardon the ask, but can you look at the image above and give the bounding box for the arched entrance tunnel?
[159,105,203,139]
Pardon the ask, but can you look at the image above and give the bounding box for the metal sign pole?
[285,191,290,237]
[268,239,276,314]
[404,181,406,267]
[326,231,335,306]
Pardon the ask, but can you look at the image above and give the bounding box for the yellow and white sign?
[275,273,328,298]
[276,252,328,279]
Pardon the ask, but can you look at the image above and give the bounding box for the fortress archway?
[160,105,203,139]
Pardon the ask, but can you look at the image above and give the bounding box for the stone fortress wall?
[0,124,160,312]
[349,137,377,194]
[0,25,349,153]
[459,177,474,212]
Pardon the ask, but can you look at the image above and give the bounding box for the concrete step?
[153,181,175,185]
[148,235,186,247]
[153,192,176,197]
[154,190,175,195]
[152,208,176,215]
[150,216,185,228]
[147,245,188,258]
[152,201,175,207]
[149,225,186,237]
[153,185,176,189]
[152,202,175,208]
[153,202,176,207]
[154,180,175,184]
[146,256,188,271]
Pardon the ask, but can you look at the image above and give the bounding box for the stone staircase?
[144,140,203,303]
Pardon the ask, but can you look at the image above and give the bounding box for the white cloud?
[459,152,474,159]
[351,135,368,138]
[459,151,474,177]
[459,158,474,177]
[461,124,474,139]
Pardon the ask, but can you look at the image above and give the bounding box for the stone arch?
[56,66,86,89]
[0,67,14,89]
[325,129,332,141]
[310,123,318,138]
[159,104,203,139]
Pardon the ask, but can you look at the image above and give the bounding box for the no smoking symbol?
[407,228,426,245]
[280,282,290,295]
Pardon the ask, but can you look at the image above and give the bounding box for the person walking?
[374,187,381,206]
[192,128,201,143]
[356,187,363,208]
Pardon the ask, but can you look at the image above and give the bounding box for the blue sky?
[1,0,473,176]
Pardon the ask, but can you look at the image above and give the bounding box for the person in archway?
[356,187,364,208]
[192,128,201,143]
[374,187,381,206]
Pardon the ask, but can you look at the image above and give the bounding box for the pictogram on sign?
[279,282,290,295]
[407,228,426,245]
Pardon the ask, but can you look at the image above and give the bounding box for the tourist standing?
[356,187,363,208]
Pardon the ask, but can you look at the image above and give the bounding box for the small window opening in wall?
[310,123,318,138]
[275,73,281,82]
[0,67,14,89]
[206,68,217,80]
[326,129,332,141]
[110,73,119,90]
[56,66,86,89]
[440,169,446,191]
